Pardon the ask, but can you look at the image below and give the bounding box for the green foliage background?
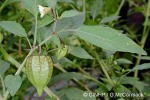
[0,0,150,100]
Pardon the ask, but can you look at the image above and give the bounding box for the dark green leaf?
[21,0,38,17]
[76,26,147,55]
[0,21,27,37]
[66,88,96,100]
[0,60,10,75]
[69,46,94,59]
[4,75,22,96]
[49,72,83,85]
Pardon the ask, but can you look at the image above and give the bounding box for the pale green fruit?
[57,45,68,60]
[25,56,53,96]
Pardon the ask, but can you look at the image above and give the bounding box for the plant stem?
[33,16,38,46]
[0,76,5,95]
[0,0,9,13]
[1,34,53,100]
[94,51,114,86]
[133,0,150,82]
[26,37,32,49]
[115,0,125,16]
[44,87,60,100]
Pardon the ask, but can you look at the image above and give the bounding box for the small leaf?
[0,21,27,37]
[0,60,10,75]
[60,10,81,18]
[133,55,150,60]
[38,15,53,28]
[4,75,22,96]
[21,0,38,17]
[116,58,133,64]
[76,26,147,55]
[132,63,150,71]
[51,35,62,48]
[69,46,94,59]
[100,15,120,23]
[90,0,103,19]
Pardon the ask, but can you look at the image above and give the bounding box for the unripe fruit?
[25,56,53,96]
[57,45,68,60]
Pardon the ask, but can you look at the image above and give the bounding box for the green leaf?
[65,88,96,100]
[133,55,150,60]
[76,26,147,55]
[69,46,94,59]
[60,10,81,18]
[38,15,53,28]
[21,0,38,17]
[0,21,27,37]
[0,59,10,75]
[90,0,103,19]
[8,0,20,4]
[116,58,133,64]
[115,85,131,93]
[51,35,62,48]
[49,72,83,85]
[100,15,120,23]
[45,0,57,8]
[56,12,85,39]
[4,75,22,96]
[56,12,85,32]
[57,0,74,3]
[132,63,150,71]
[119,76,146,92]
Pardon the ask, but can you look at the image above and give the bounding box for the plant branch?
[94,51,114,86]
[33,16,38,46]
[0,34,54,99]
[133,0,150,81]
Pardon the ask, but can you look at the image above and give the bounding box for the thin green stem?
[0,0,9,13]
[115,0,125,16]
[44,87,60,100]
[94,51,114,86]
[26,37,32,49]
[33,16,38,46]
[0,76,5,95]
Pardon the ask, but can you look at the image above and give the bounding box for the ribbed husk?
[25,56,53,96]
